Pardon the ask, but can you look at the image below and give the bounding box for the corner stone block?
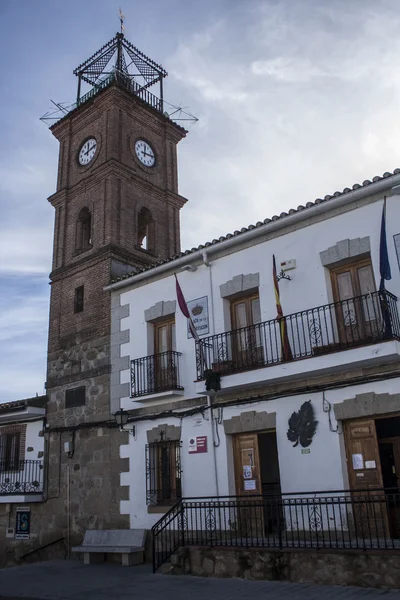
[144,301,164,322]
[242,273,259,291]
[111,330,129,347]
[336,239,350,260]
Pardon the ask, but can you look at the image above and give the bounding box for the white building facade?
[107,173,400,532]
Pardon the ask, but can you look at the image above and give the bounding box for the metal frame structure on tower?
[73,32,167,109]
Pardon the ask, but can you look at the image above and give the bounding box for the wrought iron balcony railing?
[131,351,183,398]
[0,460,44,495]
[195,290,400,380]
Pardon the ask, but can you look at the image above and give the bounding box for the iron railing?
[152,488,400,572]
[195,290,400,379]
[131,351,183,397]
[77,70,162,112]
[0,460,44,495]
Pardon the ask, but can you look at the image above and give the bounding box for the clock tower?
[44,33,188,538]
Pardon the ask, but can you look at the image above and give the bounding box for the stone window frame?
[223,410,276,435]
[333,392,400,421]
[319,237,371,269]
[144,301,177,355]
[219,273,260,332]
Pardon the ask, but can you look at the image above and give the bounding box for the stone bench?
[72,529,146,566]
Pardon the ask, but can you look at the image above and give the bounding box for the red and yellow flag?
[273,255,293,361]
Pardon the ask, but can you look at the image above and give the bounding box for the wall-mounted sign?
[365,460,376,469]
[244,480,257,491]
[15,507,30,540]
[352,453,364,470]
[187,296,209,338]
[243,465,252,479]
[188,436,208,454]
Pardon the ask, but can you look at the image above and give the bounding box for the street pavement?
[0,560,399,600]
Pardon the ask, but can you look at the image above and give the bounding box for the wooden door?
[331,259,378,345]
[343,419,389,537]
[154,319,177,390]
[231,295,263,368]
[233,433,264,539]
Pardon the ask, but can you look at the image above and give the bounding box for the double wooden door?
[154,319,177,390]
[331,259,378,345]
[231,295,263,368]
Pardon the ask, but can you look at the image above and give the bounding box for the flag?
[378,197,393,338]
[379,196,391,291]
[273,255,293,361]
[175,274,199,341]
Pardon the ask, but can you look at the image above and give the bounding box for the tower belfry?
[73,32,167,111]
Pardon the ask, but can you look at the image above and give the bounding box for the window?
[330,258,379,343]
[75,207,92,251]
[137,207,154,252]
[0,432,21,471]
[146,439,181,505]
[230,294,263,366]
[65,386,86,408]
[74,286,84,313]
[153,318,178,390]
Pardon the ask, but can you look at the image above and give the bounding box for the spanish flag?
[273,255,293,361]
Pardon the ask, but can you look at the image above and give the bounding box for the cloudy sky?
[2,0,400,401]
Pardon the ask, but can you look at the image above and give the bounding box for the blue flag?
[379,197,391,291]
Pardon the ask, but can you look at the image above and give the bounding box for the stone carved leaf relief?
[287,400,318,448]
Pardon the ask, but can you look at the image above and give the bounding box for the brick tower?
[44,33,188,540]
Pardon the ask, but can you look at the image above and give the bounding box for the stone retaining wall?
[164,546,400,589]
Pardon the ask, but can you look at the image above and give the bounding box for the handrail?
[19,536,65,560]
[152,499,183,572]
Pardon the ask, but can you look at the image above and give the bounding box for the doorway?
[233,430,282,535]
[344,415,400,538]
[376,416,400,538]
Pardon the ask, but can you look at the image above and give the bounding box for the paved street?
[0,560,398,600]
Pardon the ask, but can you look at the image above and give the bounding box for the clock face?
[78,138,97,166]
[135,140,156,167]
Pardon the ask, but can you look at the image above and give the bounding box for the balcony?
[196,290,400,381]
[130,351,184,399]
[0,460,44,496]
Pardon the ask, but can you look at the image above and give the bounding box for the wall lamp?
[114,409,135,436]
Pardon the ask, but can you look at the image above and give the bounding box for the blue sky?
[2,0,400,401]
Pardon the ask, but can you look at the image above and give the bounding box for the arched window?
[76,207,92,251]
[137,207,154,252]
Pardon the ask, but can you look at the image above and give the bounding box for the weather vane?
[119,8,125,33]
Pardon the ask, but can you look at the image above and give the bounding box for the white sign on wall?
[187,296,209,338]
